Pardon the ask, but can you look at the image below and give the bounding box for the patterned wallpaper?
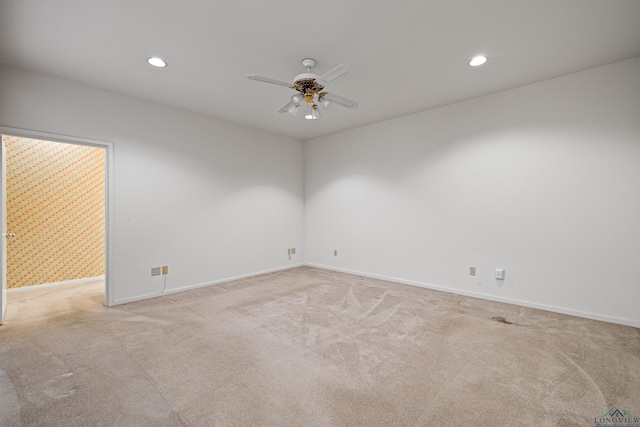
[2,136,105,288]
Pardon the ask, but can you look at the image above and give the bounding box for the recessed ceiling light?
[469,55,488,67]
[147,57,167,68]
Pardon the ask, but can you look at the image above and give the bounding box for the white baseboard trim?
[305,263,640,328]
[7,276,105,293]
[112,263,305,306]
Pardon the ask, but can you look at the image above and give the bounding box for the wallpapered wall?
[3,136,105,288]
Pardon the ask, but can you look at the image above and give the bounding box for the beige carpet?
[0,266,638,426]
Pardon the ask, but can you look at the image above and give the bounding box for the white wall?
[2,58,638,326]
[305,58,640,326]
[0,65,305,304]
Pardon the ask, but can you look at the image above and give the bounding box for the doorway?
[0,126,114,325]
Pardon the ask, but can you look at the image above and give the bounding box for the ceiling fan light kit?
[247,58,358,120]
[305,104,321,120]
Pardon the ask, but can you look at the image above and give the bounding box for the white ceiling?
[1,0,639,141]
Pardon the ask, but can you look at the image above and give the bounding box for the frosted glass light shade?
[287,103,299,116]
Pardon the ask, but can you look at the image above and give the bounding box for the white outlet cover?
[495,268,505,280]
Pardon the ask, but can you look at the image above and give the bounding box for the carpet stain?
[491,316,513,325]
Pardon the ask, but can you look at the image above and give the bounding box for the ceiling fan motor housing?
[293,73,324,102]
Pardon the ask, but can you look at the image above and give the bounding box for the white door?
[1,138,7,324]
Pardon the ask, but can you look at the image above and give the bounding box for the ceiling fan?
[247,58,358,120]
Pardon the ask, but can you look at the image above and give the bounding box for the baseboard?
[304,263,640,328]
[112,263,305,306]
[7,276,105,293]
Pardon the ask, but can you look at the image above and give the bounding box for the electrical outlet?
[495,268,505,280]
[287,248,291,255]
[162,266,169,275]
[334,250,338,256]
[291,248,296,255]
[151,267,161,276]
[469,267,476,276]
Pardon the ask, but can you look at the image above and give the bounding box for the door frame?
[1,138,7,324]
[0,126,115,307]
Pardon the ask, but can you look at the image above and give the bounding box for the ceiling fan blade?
[322,92,359,109]
[315,64,351,87]
[247,74,295,89]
